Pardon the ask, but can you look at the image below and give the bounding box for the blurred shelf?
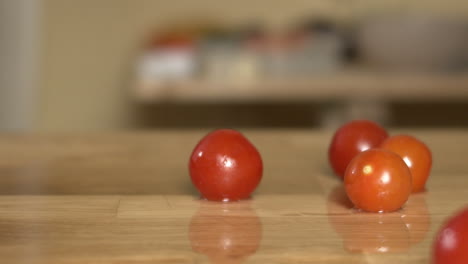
[134,71,468,103]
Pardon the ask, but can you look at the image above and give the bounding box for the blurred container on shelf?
[294,19,345,75]
[199,25,262,85]
[133,27,199,100]
[260,19,344,78]
[133,18,347,98]
[233,24,266,85]
[259,31,305,78]
[356,15,468,72]
[199,29,235,81]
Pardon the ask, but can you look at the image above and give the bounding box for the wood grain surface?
[0,130,466,263]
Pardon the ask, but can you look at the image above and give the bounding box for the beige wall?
[38,0,468,131]
[0,0,39,132]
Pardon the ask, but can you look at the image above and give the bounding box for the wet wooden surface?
[0,130,466,263]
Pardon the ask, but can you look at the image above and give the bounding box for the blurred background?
[2,0,468,133]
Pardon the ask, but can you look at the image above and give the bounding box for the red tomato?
[380,134,432,193]
[329,120,389,178]
[433,207,468,264]
[344,149,412,212]
[189,129,263,201]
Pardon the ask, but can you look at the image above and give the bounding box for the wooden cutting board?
[0,130,466,263]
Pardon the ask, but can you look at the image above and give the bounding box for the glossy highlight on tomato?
[189,129,263,201]
[380,134,432,193]
[344,149,412,213]
[329,120,389,178]
[433,207,468,264]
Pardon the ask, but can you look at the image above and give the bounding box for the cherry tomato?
[189,129,263,201]
[380,134,432,193]
[329,120,389,178]
[344,149,412,212]
[433,207,468,264]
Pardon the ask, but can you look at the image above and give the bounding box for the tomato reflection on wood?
[329,120,389,179]
[189,200,262,263]
[327,186,430,253]
[189,129,263,201]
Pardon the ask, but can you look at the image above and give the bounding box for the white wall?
[0,0,40,132]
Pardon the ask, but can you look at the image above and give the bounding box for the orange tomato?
[344,149,412,212]
[380,134,432,192]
